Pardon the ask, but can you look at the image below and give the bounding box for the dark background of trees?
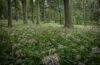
[0,0,100,27]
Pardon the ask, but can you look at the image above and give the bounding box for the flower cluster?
[42,54,60,65]
[58,44,67,49]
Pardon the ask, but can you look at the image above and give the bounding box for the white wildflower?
[28,39,37,44]
[12,44,17,50]
[72,49,77,52]
[15,50,22,56]
[76,38,81,42]
[58,44,67,49]
[41,51,45,54]
[10,33,15,36]
[80,45,85,50]
[72,43,77,47]
[76,55,81,60]
[52,39,55,41]
[61,32,65,36]
[49,48,56,53]
[91,47,100,54]
[78,62,85,65]
[42,54,60,65]
[47,42,52,46]
[20,38,26,43]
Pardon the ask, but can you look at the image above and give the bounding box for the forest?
[0,0,100,65]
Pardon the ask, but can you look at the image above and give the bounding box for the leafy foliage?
[0,20,100,65]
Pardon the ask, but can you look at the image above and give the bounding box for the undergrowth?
[0,20,100,65]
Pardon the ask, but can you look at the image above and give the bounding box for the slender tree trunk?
[59,9,62,24]
[63,0,73,28]
[31,0,34,23]
[82,0,86,25]
[36,0,39,24]
[22,0,28,24]
[8,0,12,27]
[70,0,73,23]
[14,0,19,21]
[42,0,45,21]
[54,8,57,23]
[58,0,62,24]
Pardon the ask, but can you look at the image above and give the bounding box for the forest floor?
[0,20,100,65]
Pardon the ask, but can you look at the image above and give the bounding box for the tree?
[41,0,45,21]
[58,0,62,24]
[63,0,73,28]
[82,0,86,25]
[0,0,7,19]
[8,0,12,27]
[36,0,40,24]
[31,0,34,23]
[21,0,28,24]
[14,0,19,21]
[89,0,100,25]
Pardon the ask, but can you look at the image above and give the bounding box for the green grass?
[0,20,100,65]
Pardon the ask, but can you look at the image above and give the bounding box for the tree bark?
[14,0,19,21]
[36,0,40,24]
[41,0,45,21]
[31,0,34,23]
[58,0,62,24]
[22,0,28,24]
[82,0,86,25]
[8,0,12,27]
[63,0,73,28]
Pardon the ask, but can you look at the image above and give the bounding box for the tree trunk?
[14,0,19,21]
[58,0,62,24]
[31,0,34,23]
[63,0,73,28]
[36,0,40,24]
[8,0,12,27]
[82,0,86,25]
[42,0,45,21]
[22,0,27,24]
